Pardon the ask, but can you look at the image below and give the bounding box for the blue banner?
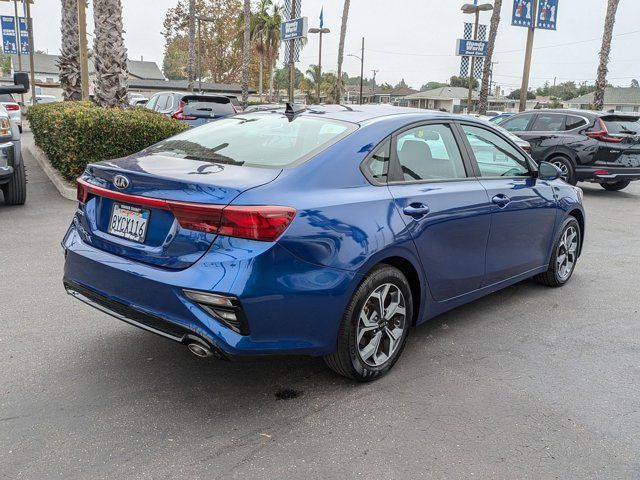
[537,0,558,30]
[512,0,534,27]
[1,16,17,54]
[19,17,29,54]
[456,39,488,57]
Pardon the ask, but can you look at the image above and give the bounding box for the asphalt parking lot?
[1,131,639,479]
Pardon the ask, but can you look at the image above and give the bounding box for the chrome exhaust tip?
[187,342,213,358]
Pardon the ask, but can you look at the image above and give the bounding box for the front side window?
[394,124,467,181]
[462,125,530,178]
[530,114,564,132]
[146,113,356,168]
[501,114,533,132]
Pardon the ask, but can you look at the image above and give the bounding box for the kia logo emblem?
[113,175,130,190]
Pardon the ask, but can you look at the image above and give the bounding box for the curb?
[24,138,76,202]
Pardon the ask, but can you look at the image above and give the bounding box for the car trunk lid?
[76,153,282,269]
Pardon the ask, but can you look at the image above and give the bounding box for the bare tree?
[59,0,82,100]
[594,0,620,110]
[336,0,350,104]
[241,0,251,108]
[187,0,196,91]
[92,0,129,107]
[478,0,502,115]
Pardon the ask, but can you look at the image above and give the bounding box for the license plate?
[107,203,150,243]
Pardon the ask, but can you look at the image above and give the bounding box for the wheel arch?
[545,149,578,166]
[567,208,585,257]
[356,252,425,327]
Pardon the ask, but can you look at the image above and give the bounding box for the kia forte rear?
[63,105,585,381]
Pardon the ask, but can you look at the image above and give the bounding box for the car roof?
[245,104,469,125]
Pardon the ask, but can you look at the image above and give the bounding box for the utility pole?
[13,0,23,105]
[77,0,90,100]
[24,0,36,103]
[359,37,364,105]
[519,0,538,112]
[466,9,479,113]
[371,69,379,103]
[288,0,296,102]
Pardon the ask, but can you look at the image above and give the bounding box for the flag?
[320,7,324,28]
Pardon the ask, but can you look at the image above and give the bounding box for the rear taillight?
[76,179,295,241]
[586,118,623,143]
[171,100,196,120]
[169,203,296,241]
[4,103,20,111]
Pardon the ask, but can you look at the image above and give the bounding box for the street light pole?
[24,0,36,102]
[196,15,216,93]
[461,2,493,114]
[13,0,23,105]
[346,37,365,105]
[467,9,479,113]
[519,0,539,112]
[289,0,296,102]
[309,27,330,103]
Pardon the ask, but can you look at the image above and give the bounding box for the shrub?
[26,101,188,181]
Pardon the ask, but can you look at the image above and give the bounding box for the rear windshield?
[183,96,235,117]
[602,116,640,135]
[0,94,15,103]
[146,113,356,167]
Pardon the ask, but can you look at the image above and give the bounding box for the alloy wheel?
[551,160,570,182]
[356,283,407,367]
[556,225,578,280]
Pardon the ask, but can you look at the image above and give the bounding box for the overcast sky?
[16,0,640,92]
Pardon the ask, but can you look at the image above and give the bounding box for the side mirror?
[538,161,561,181]
[14,73,29,93]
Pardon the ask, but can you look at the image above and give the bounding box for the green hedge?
[26,101,188,181]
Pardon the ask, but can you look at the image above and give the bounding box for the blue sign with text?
[456,39,488,57]
[512,0,534,27]
[281,17,308,41]
[19,17,29,54]
[537,0,558,30]
[1,16,17,54]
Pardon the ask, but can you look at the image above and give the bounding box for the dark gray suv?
[145,91,238,128]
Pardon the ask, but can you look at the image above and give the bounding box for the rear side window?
[146,113,356,168]
[530,114,564,132]
[565,115,587,130]
[501,114,533,132]
[395,124,467,181]
[0,94,15,102]
[364,138,391,183]
[155,95,169,111]
[602,116,640,134]
[462,125,530,178]
[145,95,158,110]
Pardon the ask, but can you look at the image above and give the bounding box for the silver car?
[0,94,22,132]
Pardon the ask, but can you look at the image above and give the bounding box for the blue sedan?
[62,105,585,381]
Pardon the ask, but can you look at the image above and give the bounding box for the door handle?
[492,194,511,208]
[402,203,430,218]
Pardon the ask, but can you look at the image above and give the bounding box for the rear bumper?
[576,166,640,183]
[62,223,359,357]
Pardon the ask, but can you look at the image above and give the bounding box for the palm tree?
[594,0,620,110]
[241,0,251,108]
[262,2,282,102]
[92,0,129,107]
[336,0,350,104]
[187,0,196,91]
[478,0,502,115]
[252,0,271,101]
[59,0,82,101]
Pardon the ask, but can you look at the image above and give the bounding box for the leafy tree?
[508,88,535,100]
[163,36,188,80]
[631,79,639,88]
[420,81,448,91]
[394,78,409,89]
[450,75,478,89]
[163,0,245,84]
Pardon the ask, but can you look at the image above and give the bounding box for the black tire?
[535,217,581,287]
[2,161,26,205]
[600,180,630,191]
[324,264,413,382]
[548,156,577,185]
